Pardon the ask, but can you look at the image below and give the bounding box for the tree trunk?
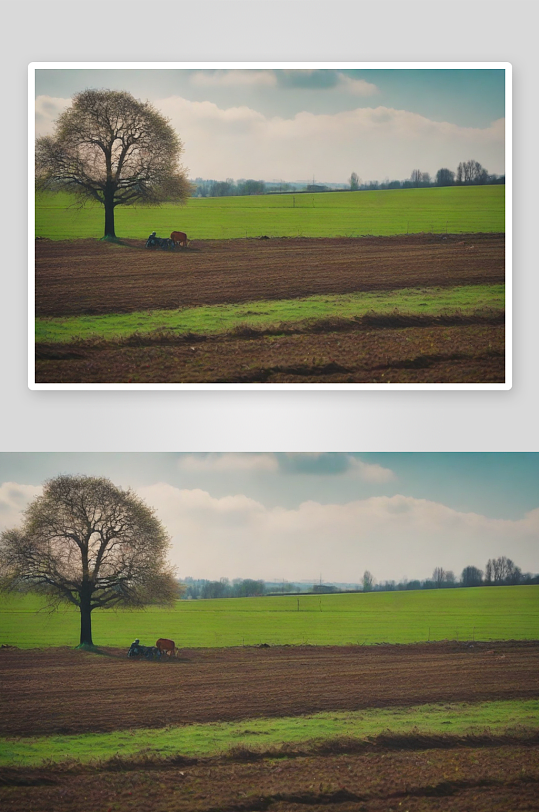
[79,586,93,645]
[103,188,116,238]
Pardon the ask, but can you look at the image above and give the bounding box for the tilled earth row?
[1,745,538,811]
[1,641,537,737]
[35,233,505,317]
[35,323,505,384]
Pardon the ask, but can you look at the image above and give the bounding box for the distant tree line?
[193,178,270,198]
[182,577,299,599]
[192,178,351,198]
[191,158,503,200]
[350,160,504,193]
[181,557,536,600]
[364,557,538,593]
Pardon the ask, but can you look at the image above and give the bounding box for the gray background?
[2,1,535,451]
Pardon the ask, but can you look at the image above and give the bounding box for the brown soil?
[35,234,505,317]
[35,322,505,383]
[1,641,536,737]
[1,745,538,811]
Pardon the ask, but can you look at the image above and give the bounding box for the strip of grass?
[1,586,537,649]
[35,284,504,344]
[35,185,505,240]
[0,700,536,767]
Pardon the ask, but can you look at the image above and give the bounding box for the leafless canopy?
[485,556,521,585]
[362,570,374,592]
[35,89,192,237]
[0,475,177,613]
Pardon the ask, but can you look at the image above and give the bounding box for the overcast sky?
[34,67,506,183]
[1,453,536,585]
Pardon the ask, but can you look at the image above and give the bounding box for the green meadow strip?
[35,185,505,240]
[1,586,536,649]
[35,284,505,344]
[0,700,536,767]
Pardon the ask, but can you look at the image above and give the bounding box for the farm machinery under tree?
[145,231,189,249]
[127,638,178,660]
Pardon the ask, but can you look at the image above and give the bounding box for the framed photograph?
[30,63,511,389]
[1,452,537,807]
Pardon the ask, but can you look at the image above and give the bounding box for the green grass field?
[1,586,537,649]
[35,284,505,344]
[35,185,505,241]
[1,700,535,767]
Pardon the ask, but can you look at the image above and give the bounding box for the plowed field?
[2,642,537,811]
[35,322,505,383]
[1,642,536,737]
[2,745,538,812]
[34,233,506,383]
[35,233,505,317]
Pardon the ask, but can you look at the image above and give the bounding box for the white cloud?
[0,483,42,530]
[34,94,505,181]
[178,453,279,473]
[143,483,264,520]
[190,70,378,95]
[34,95,71,137]
[178,453,395,481]
[2,479,537,585]
[337,75,378,95]
[156,96,505,181]
[348,458,396,483]
[278,453,396,481]
[135,485,539,583]
[191,70,277,88]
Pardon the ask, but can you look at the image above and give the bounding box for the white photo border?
[29,61,512,391]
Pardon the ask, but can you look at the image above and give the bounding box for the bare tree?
[410,169,431,188]
[436,168,455,186]
[493,556,507,582]
[461,565,483,587]
[35,89,192,239]
[349,172,360,191]
[411,169,423,187]
[432,567,446,587]
[494,556,519,583]
[485,556,521,585]
[507,564,522,585]
[362,570,374,592]
[0,475,178,646]
[459,160,489,185]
